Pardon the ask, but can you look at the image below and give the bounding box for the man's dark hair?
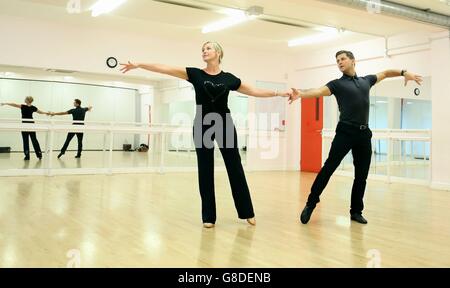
[335,50,355,60]
[74,99,81,106]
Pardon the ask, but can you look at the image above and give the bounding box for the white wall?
[0,14,291,82]
[430,32,450,190]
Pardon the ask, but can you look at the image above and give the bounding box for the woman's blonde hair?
[25,96,34,104]
[203,41,224,64]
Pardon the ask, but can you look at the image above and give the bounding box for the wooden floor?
[0,171,449,267]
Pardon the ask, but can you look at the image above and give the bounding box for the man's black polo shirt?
[326,73,377,126]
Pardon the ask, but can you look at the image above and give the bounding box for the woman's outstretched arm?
[1,103,21,108]
[120,61,188,80]
[237,82,292,98]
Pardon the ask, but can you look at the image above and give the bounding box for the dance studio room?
[0,0,449,269]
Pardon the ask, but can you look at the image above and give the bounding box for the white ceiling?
[1,0,446,55]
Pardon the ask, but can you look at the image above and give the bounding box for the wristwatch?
[401,69,407,76]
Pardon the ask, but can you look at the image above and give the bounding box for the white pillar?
[137,86,154,146]
[388,97,402,157]
[388,97,401,129]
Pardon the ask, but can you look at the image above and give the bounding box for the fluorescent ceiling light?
[376,100,388,104]
[221,8,247,17]
[288,27,342,47]
[202,9,255,33]
[314,26,340,34]
[90,0,126,17]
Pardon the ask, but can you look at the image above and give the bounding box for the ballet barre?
[0,118,250,177]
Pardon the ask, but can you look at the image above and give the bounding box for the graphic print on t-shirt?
[203,81,227,103]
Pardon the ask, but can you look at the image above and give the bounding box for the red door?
[301,97,323,172]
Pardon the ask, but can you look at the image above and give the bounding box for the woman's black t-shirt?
[186,67,241,115]
[21,104,38,123]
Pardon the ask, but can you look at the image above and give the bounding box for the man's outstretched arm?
[375,70,423,86]
[288,86,332,104]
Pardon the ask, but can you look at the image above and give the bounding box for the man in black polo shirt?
[51,99,92,159]
[289,50,422,224]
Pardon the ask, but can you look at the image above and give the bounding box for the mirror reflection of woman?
[120,41,292,228]
[1,96,50,160]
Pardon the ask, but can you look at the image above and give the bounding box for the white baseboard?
[50,168,110,176]
[0,169,46,177]
[334,170,430,186]
[246,165,288,172]
[430,181,450,191]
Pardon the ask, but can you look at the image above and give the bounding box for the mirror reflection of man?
[51,99,92,159]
